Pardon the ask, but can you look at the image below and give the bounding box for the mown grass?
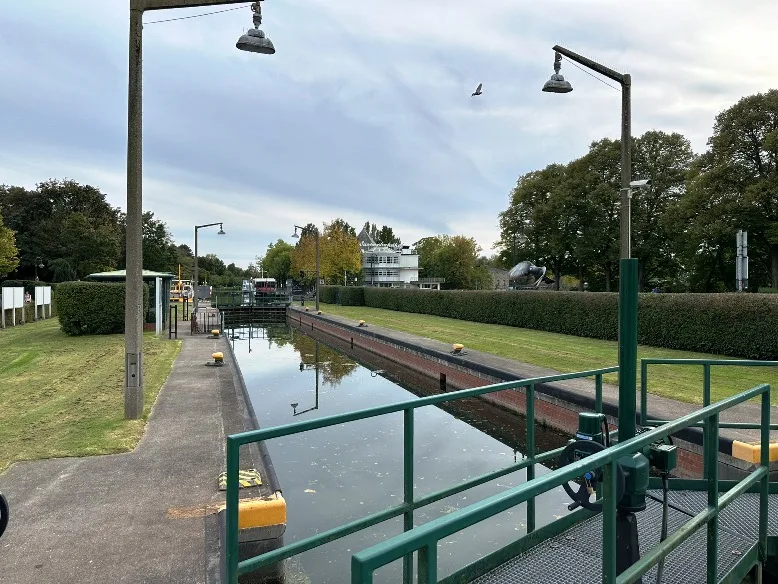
[317,303,778,406]
[0,319,181,472]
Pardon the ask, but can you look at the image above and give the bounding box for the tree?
[290,223,319,285]
[415,234,483,289]
[261,239,294,285]
[140,212,178,273]
[321,219,361,284]
[376,225,401,245]
[0,211,19,277]
[678,90,778,289]
[60,212,122,278]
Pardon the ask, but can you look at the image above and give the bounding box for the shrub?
[319,286,338,304]
[338,286,364,306]
[359,288,778,360]
[56,281,149,336]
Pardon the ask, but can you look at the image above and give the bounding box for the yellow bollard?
[452,344,464,354]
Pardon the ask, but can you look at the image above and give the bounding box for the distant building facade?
[358,228,420,288]
[487,267,510,290]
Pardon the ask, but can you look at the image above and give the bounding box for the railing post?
[602,460,617,584]
[639,363,647,426]
[226,436,240,584]
[595,374,603,415]
[403,408,414,584]
[703,364,711,407]
[705,412,719,584]
[759,385,770,562]
[418,544,437,584]
[526,383,536,533]
[702,364,712,479]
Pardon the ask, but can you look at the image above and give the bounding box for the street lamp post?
[543,45,644,579]
[124,0,273,421]
[292,224,320,311]
[193,222,226,313]
[34,257,43,282]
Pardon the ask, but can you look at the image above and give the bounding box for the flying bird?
[471,83,483,97]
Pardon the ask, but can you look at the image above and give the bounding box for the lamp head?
[236,28,275,55]
[217,224,226,235]
[542,51,573,93]
[517,232,528,245]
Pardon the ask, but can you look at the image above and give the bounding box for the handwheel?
[0,491,8,539]
[558,440,626,512]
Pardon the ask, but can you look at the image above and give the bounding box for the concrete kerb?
[290,306,778,478]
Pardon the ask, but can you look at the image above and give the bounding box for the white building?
[358,228,420,287]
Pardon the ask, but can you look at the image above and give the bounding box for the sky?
[1,1,777,268]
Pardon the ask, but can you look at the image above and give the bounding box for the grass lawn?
[316,303,778,406]
[0,318,181,472]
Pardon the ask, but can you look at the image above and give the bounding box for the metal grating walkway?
[472,491,778,584]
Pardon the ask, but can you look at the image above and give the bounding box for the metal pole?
[193,226,199,313]
[124,5,144,420]
[620,74,632,260]
[315,229,320,311]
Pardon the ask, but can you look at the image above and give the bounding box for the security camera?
[630,179,652,188]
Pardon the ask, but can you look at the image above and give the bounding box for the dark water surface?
[232,324,572,583]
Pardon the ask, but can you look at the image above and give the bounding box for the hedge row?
[56,281,149,336]
[323,287,778,360]
[319,286,365,306]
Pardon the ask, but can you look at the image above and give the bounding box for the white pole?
[155,277,162,336]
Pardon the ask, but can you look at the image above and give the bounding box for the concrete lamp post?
[292,224,320,311]
[543,45,649,577]
[193,222,226,313]
[124,0,273,421]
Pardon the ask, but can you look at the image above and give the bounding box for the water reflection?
[232,324,571,584]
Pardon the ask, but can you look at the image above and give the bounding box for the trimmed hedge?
[319,286,365,306]
[56,281,149,336]
[334,288,778,360]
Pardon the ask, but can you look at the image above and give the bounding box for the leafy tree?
[260,239,294,285]
[0,211,19,277]
[416,234,483,289]
[140,212,178,273]
[376,225,401,245]
[322,219,361,284]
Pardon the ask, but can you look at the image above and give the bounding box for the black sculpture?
[508,261,551,289]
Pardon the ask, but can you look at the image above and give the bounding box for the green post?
[705,413,719,584]
[403,408,414,584]
[618,258,639,442]
[702,364,711,406]
[526,383,536,533]
[226,436,240,584]
[759,385,770,562]
[639,363,647,426]
[602,460,617,583]
[418,544,437,584]
[595,375,603,415]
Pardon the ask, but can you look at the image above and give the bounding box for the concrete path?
[0,330,267,584]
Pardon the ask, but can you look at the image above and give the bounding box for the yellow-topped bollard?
[358,320,366,327]
[452,344,464,354]
[317,310,322,315]
[212,352,224,364]
[305,307,310,312]
[211,329,220,338]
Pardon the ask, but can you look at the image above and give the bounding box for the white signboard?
[1,289,13,310]
[36,286,45,306]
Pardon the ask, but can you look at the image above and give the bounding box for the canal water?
[231,324,572,583]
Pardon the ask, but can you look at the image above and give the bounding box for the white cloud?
[2,0,778,266]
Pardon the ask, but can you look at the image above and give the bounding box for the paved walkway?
[0,329,266,584]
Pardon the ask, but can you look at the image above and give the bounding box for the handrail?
[351,383,771,584]
[225,365,618,583]
[640,358,778,427]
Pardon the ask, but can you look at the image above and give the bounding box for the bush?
[319,286,338,304]
[358,288,778,360]
[56,281,149,336]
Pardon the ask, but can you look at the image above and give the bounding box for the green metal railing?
[225,365,618,584]
[351,383,771,584]
[640,358,778,427]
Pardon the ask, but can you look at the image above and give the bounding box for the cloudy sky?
[1,1,777,267]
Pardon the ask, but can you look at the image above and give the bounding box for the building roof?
[87,269,176,281]
[357,227,376,246]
